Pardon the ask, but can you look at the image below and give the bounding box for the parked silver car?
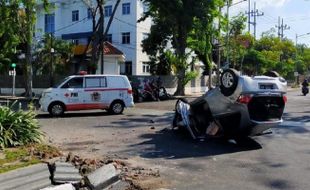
[172,69,287,140]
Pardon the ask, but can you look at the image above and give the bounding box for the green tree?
[140,0,224,95]
[188,0,223,88]
[0,1,20,73]
[226,14,249,69]
[0,0,49,97]
[32,34,74,76]
[242,34,296,79]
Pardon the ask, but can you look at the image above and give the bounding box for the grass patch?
[0,144,62,174]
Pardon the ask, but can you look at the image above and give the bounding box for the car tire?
[264,70,280,78]
[220,69,239,96]
[109,101,124,114]
[48,102,65,117]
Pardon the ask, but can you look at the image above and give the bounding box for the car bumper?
[39,98,49,112]
[248,119,282,136]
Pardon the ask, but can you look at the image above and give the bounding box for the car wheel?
[220,69,239,96]
[48,102,65,117]
[109,101,124,114]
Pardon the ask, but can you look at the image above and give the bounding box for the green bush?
[0,104,43,149]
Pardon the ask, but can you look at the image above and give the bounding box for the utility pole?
[50,33,54,87]
[249,2,264,39]
[247,0,251,33]
[276,17,290,40]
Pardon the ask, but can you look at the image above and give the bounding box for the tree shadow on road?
[129,128,262,160]
[36,111,112,119]
[283,112,310,122]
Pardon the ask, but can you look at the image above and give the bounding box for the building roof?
[73,42,124,56]
[103,42,123,55]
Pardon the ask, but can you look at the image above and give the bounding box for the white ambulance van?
[39,74,134,116]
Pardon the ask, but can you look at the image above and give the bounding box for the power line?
[113,16,150,31]
[275,17,290,40]
[246,1,264,39]
[55,16,89,33]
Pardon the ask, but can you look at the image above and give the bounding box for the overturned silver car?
[172,69,287,140]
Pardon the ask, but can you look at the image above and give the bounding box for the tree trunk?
[174,69,186,95]
[173,25,187,96]
[24,7,33,98]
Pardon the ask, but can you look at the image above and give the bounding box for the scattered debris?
[0,151,165,190]
[53,162,82,185]
[85,163,120,190]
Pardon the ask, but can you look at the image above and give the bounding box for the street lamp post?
[50,33,55,87]
[295,32,310,84]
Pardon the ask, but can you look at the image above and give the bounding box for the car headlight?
[42,92,51,98]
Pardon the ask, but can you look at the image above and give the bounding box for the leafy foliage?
[140,0,224,95]
[0,104,43,149]
[32,34,74,75]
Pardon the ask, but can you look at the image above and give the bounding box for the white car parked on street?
[39,74,134,116]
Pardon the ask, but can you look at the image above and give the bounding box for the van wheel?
[109,101,124,114]
[48,102,65,117]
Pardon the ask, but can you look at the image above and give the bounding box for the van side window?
[85,77,107,88]
[61,77,83,88]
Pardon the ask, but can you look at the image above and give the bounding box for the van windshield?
[53,77,70,88]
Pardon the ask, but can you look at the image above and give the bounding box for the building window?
[72,39,79,45]
[104,5,112,17]
[105,34,112,43]
[72,10,79,22]
[44,14,55,33]
[122,3,130,15]
[87,8,92,19]
[125,61,132,75]
[142,62,150,73]
[122,32,130,44]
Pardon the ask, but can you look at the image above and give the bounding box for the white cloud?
[231,0,291,9]
[230,0,291,15]
[255,0,291,8]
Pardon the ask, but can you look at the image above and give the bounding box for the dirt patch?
[65,153,169,190]
[0,144,62,174]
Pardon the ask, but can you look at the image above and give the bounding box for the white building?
[35,0,151,75]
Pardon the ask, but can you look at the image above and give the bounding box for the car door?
[60,76,84,111]
[83,76,109,109]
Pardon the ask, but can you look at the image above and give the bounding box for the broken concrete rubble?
[0,152,165,190]
[53,161,82,185]
[85,163,120,190]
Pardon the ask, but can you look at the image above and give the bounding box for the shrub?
[0,104,43,149]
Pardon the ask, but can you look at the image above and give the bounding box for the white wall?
[35,0,151,76]
[97,56,121,75]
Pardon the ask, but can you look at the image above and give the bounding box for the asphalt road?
[38,90,310,190]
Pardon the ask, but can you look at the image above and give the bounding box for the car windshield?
[53,77,71,88]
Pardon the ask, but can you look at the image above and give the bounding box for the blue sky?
[231,0,310,46]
